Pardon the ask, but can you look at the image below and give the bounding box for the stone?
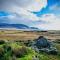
[35,36,50,49]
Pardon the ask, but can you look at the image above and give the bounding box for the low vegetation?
[0,41,36,60]
[0,39,60,60]
[0,30,60,60]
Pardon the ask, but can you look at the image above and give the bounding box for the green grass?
[0,42,60,60]
[0,42,36,60]
[38,53,60,60]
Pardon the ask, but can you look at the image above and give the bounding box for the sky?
[0,0,60,30]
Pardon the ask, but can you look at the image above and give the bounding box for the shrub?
[12,46,29,58]
[3,44,12,52]
[2,45,12,60]
[0,48,4,57]
[55,39,60,43]
[0,40,5,44]
[48,50,57,55]
[0,47,5,60]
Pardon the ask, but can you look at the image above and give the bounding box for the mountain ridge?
[0,23,39,31]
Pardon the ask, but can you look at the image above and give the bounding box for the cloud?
[24,0,47,11]
[1,0,60,30]
[33,14,60,30]
[0,12,34,26]
[1,12,60,30]
[0,0,47,11]
[0,0,47,21]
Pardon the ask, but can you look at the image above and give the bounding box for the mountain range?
[0,23,39,31]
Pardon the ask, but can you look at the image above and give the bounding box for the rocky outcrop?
[31,36,58,55]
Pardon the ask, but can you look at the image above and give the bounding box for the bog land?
[0,30,60,41]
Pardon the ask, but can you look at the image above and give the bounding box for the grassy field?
[0,30,60,41]
[0,30,60,60]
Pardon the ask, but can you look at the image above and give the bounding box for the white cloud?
[10,6,39,21]
[0,0,47,21]
[33,14,60,30]
[1,13,60,30]
[24,0,47,11]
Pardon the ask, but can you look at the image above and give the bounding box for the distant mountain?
[0,23,29,29]
[30,27,39,30]
[0,23,39,31]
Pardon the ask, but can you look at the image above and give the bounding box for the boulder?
[32,36,58,55]
[35,36,50,49]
